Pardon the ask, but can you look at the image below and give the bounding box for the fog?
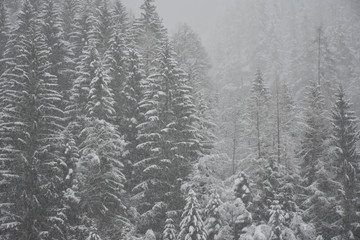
[122,0,228,52]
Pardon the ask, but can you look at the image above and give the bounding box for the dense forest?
[0,0,359,240]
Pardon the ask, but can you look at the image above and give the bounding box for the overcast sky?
[122,0,229,43]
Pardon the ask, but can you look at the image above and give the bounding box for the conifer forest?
[0,0,360,239]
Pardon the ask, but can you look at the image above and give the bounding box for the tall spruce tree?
[0,1,68,238]
[40,0,75,99]
[205,191,222,240]
[78,59,127,238]
[300,81,328,186]
[89,0,113,55]
[247,70,270,159]
[133,0,167,75]
[178,189,207,240]
[331,86,359,240]
[67,44,100,124]
[135,43,202,218]
[299,81,337,238]
[162,218,177,240]
[121,48,145,189]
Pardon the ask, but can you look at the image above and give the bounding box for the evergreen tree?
[247,70,270,159]
[205,191,222,240]
[300,81,328,186]
[77,54,127,238]
[121,48,145,189]
[86,61,115,122]
[89,0,113,55]
[234,172,252,207]
[172,24,210,92]
[60,0,79,42]
[111,0,129,36]
[162,218,177,240]
[67,44,100,122]
[40,0,75,99]
[298,83,335,238]
[133,0,167,74]
[0,1,68,238]
[331,86,359,240]
[105,31,129,125]
[70,2,94,59]
[135,43,202,217]
[178,189,207,240]
[268,199,286,240]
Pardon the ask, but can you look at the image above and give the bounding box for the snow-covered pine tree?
[111,0,129,36]
[331,86,359,239]
[144,229,156,240]
[78,53,127,238]
[300,81,328,185]
[121,48,145,189]
[70,1,94,59]
[135,42,202,217]
[172,24,210,92]
[89,0,113,55]
[268,199,286,240]
[234,172,252,207]
[178,189,207,240]
[247,70,270,159]
[40,0,75,99]
[67,44,100,125]
[0,1,68,238]
[132,0,167,75]
[298,81,338,238]
[78,117,126,238]
[60,0,79,42]
[61,125,94,239]
[86,61,115,122]
[205,191,222,240]
[163,218,177,240]
[105,30,129,125]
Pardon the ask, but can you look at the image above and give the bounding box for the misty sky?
[122,0,229,43]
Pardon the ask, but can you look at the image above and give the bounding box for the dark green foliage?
[0,1,68,238]
[331,86,360,239]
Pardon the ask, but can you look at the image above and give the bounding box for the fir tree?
[67,44,100,121]
[178,189,207,240]
[0,1,68,238]
[172,24,210,92]
[331,86,359,239]
[121,48,145,189]
[70,2,94,59]
[300,81,328,185]
[86,61,115,122]
[298,82,337,238]
[205,191,222,240]
[89,0,113,55]
[135,43,202,217]
[268,199,286,240]
[60,0,79,42]
[234,172,252,207]
[133,0,167,74]
[40,0,75,99]
[247,70,270,159]
[105,30,129,125]
[111,0,129,36]
[78,51,127,238]
[163,218,177,240]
